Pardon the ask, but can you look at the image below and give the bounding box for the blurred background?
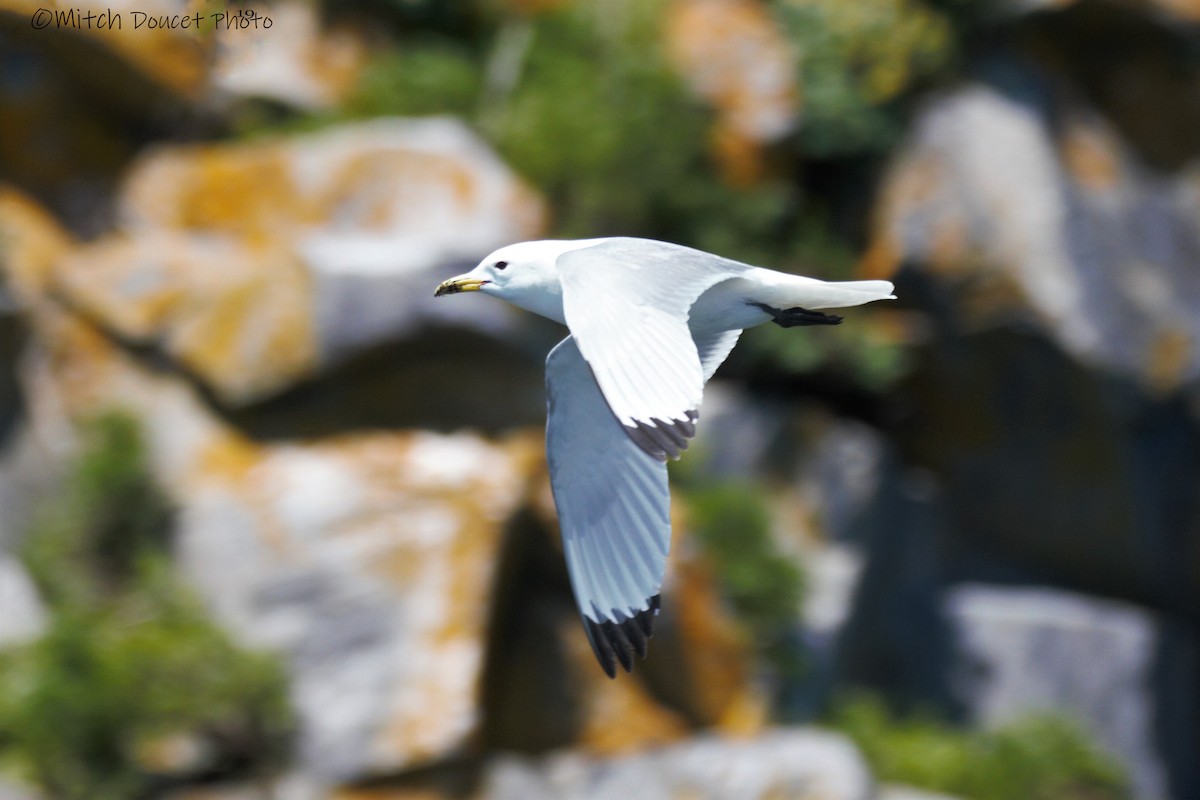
[0,0,1197,798]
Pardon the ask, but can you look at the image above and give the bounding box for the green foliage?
[22,413,173,609]
[0,413,293,800]
[829,693,1130,800]
[347,40,482,118]
[774,0,954,156]
[682,481,806,678]
[481,0,774,248]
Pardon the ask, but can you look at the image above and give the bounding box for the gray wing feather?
[557,239,749,461]
[545,335,670,677]
[693,328,743,383]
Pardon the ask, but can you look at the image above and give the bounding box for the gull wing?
[545,336,671,678]
[694,328,743,384]
[557,238,748,461]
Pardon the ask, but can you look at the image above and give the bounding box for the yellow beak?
[434,277,488,297]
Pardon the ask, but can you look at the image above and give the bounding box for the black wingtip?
[583,617,619,679]
[624,413,699,461]
[583,597,662,679]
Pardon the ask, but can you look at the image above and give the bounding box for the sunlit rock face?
[43,118,546,404]
[178,430,543,779]
[869,83,1200,393]
[0,168,765,788]
[210,2,366,109]
[482,728,874,800]
[0,222,534,778]
[946,585,1169,800]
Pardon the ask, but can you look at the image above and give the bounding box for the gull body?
[435,237,894,677]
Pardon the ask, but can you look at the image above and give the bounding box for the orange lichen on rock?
[122,145,318,237]
[54,233,318,403]
[670,551,768,734]
[1145,327,1191,394]
[0,187,74,301]
[1061,121,1123,191]
[193,432,264,487]
[212,2,367,109]
[564,619,692,755]
[665,0,800,185]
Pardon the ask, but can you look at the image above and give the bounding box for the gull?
[434,237,894,677]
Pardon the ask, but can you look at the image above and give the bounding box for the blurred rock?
[0,190,77,533]
[878,788,962,800]
[996,0,1200,25]
[481,728,872,800]
[177,428,543,781]
[119,118,544,271]
[0,188,74,303]
[869,81,1200,393]
[212,2,365,109]
[0,554,47,646]
[56,231,315,403]
[42,118,545,403]
[798,417,888,542]
[0,777,39,800]
[0,2,213,232]
[1020,2,1200,172]
[831,457,955,712]
[839,314,1200,794]
[10,291,538,781]
[946,584,1167,800]
[559,616,692,753]
[651,548,769,734]
[687,382,791,480]
[894,315,1200,618]
[132,730,217,778]
[162,772,324,800]
[664,0,799,185]
[21,0,210,98]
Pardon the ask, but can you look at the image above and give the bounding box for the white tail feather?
[761,275,896,310]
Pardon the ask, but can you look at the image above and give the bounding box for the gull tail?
[772,277,896,311]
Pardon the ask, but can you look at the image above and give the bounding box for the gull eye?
[494,260,509,271]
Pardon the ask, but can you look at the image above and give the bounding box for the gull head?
[434,240,591,324]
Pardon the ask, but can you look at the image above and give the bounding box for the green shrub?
[774,0,954,157]
[22,414,174,609]
[347,40,482,119]
[829,693,1130,800]
[480,0,776,248]
[681,481,806,680]
[0,413,293,800]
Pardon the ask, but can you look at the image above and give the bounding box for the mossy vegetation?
[680,481,807,682]
[775,0,953,156]
[0,413,293,800]
[829,693,1130,800]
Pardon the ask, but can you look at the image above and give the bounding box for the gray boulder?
[946,584,1167,800]
[0,555,47,647]
[482,728,874,800]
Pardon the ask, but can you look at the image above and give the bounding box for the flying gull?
[435,237,894,677]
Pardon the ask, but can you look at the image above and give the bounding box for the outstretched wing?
[545,336,671,678]
[556,238,748,461]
